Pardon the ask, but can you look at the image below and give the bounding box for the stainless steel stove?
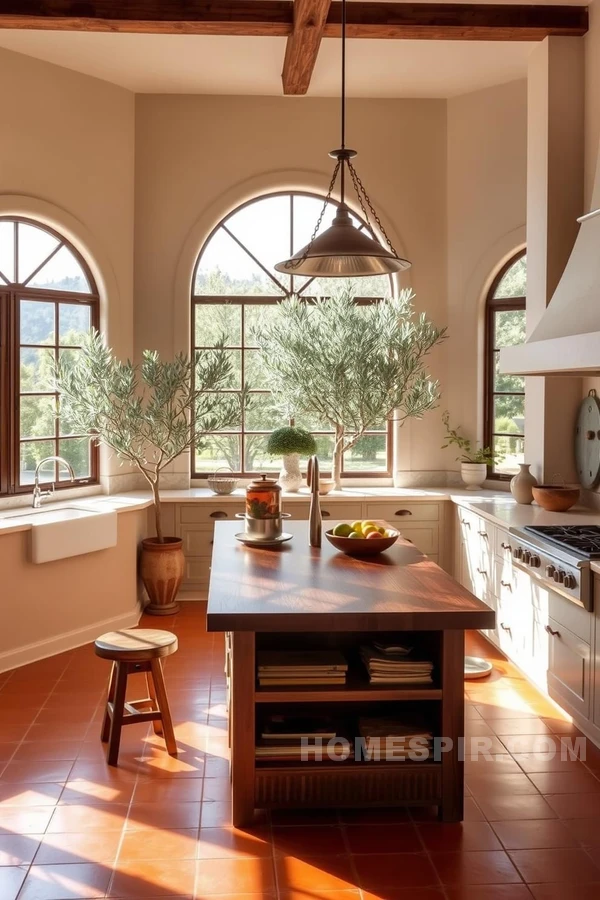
[508,524,598,611]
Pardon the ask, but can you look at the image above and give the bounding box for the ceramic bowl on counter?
[325,528,399,557]
[532,485,580,512]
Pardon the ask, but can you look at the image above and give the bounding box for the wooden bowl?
[532,485,580,512]
[325,529,399,557]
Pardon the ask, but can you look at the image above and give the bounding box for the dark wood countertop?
[206,520,495,632]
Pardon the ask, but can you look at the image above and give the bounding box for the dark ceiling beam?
[282,0,331,95]
[0,3,588,40]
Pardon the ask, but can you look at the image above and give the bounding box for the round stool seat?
[94,629,178,662]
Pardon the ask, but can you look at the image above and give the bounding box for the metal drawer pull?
[395,509,413,516]
[500,580,512,589]
[477,568,487,577]
[210,511,228,519]
[321,510,331,517]
[461,519,471,528]
[501,542,512,551]
[545,625,561,638]
[500,622,511,633]
[478,530,488,539]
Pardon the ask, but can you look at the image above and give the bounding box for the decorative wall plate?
[575,390,600,489]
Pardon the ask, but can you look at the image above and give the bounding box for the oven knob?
[545,564,556,578]
[529,554,541,568]
[563,573,577,590]
[513,547,523,560]
[553,569,565,584]
[522,550,531,564]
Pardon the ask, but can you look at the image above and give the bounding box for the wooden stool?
[95,629,178,766]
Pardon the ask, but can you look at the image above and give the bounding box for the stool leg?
[101,662,117,743]
[150,659,177,758]
[107,662,128,767]
[145,669,163,736]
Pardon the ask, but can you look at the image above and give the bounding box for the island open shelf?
[207,520,495,826]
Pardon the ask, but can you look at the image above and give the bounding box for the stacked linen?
[360,640,434,684]
[256,650,348,686]
[358,717,433,760]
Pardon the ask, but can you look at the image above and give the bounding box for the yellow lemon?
[348,531,363,539]
[333,523,353,537]
[351,521,363,535]
[362,520,377,530]
[363,525,379,537]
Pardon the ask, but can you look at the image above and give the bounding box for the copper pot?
[140,537,184,616]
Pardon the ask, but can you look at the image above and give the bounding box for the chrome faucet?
[308,455,322,548]
[32,456,75,508]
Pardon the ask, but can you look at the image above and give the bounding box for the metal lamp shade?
[275,205,410,277]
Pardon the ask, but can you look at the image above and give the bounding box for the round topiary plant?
[267,427,316,492]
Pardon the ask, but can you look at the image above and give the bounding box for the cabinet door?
[544,616,591,719]
[457,509,491,602]
[495,562,533,666]
[397,525,438,555]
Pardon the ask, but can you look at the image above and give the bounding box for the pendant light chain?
[347,160,400,258]
[287,162,341,272]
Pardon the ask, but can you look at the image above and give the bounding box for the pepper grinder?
[308,455,322,548]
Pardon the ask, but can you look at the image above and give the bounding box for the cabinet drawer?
[183,558,211,585]
[284,502,310,520]
[397,525,438,555]
[495,528,515,561]
[365,502,440,522]
[180,525,214,557]
[543,615,591,718]
[180,504,244,524]
[320,502,363,521]
[531,584,591,644]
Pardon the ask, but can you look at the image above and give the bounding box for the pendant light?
[275,0,410,278]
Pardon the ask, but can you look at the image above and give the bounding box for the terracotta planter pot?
[140,537,184,616]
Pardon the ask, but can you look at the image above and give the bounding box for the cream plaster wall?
[445,79,528,471]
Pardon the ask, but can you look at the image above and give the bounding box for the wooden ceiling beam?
[0,2,588,41]
[282,0,331,95]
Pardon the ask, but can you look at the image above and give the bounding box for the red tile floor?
[1,602,600,899]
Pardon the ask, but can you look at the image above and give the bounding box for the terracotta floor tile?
[0,865,27,900]
[47,802,129,833]
[417,822,502,852]
[18,862,112,900]
[0,743,19,761]
[362,891,445,900]
[467,773,537,799]
[464,736,509,757]
[198,801,232,828]
[353,852,439,889]
[132,778,204,804]
[119,829,198,861]
[475,794,557,822]
[500,735,565,755]
[280,891,360,900]
[344,823,421,854]
[0,760,74,783]
[0,781,64,806]
[272,825,347,856]
[430,850,522,885]
[464,755,524,777]
[194,856,275,894]
[109,858,197,897]
[561,817,600,849]
[492,818,581,850]
[200,777,230,802]
[196,826,271,859]
[0,833,42,866]
[544,793,600,818]
[13,742,83,762]
[444,888,533,900]
[338,807,409,825]
[528,884,600,900]
[527,770,600,793]
[512,752,587,774]
[0,805,54,833]
[509,848,600,883]
[34,830,123,864]
[126,801,201,831]
[60,778,136,806]
[276,855,356,891]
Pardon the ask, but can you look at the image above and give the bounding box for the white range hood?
[500,207,600,376]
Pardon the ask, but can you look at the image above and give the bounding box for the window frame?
[190,191,394,481]
[484,250,526,482]
[0,217,100,496]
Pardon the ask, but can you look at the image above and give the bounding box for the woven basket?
[207,467,238,495]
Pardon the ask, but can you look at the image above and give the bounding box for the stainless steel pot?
[235,512,291,541]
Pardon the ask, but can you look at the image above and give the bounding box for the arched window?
[191,191,393,478]
[484,251,526,479]
[0,218,99,495]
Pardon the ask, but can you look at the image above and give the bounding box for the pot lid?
[248,474,280,491]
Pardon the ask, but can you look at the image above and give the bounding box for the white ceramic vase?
[510,463,538,505]
[279,453,303,492]
[461,462,487,491]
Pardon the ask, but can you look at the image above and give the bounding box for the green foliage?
[253,288,446,486]
[267,427,316,457]
[441,410,502,466]
[56,330,243,540]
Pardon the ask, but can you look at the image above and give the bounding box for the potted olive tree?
[441,411,501,489]
[57,330,242,615]
[267,426,316,492]
[254,290,446,489]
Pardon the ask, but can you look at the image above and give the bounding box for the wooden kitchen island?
[207,520,495,826]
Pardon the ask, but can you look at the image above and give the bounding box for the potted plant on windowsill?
[253,289,446,490]
[441,411,501,490]
[56,330,242,615]
[267,426,316,492]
